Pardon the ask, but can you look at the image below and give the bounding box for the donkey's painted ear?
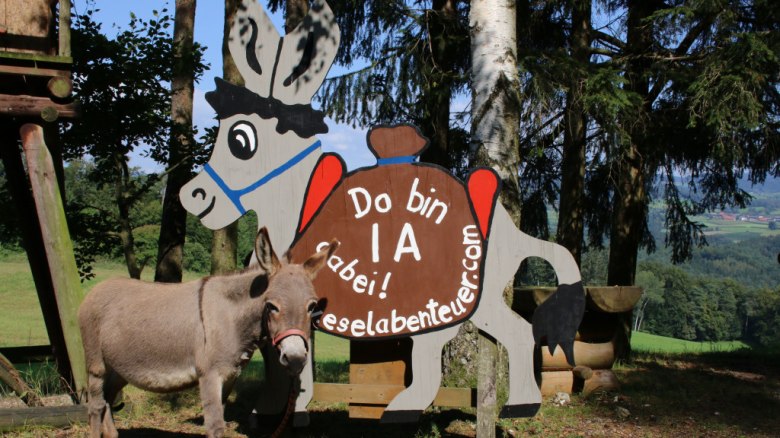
[304,239,339,279]
[255,227,281,274]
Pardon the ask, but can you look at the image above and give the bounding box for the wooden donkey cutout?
[78,228,338,437]
[180,0,585,425]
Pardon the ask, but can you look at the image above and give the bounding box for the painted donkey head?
[181,0,340,249]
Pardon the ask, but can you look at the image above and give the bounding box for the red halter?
[272,328,308,348]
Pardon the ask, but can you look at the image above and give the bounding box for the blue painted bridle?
[203,140,321,215]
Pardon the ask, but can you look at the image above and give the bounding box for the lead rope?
[269,375,299,438]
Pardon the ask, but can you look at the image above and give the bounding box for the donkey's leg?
[381,325,460,423]
[86,366,108,438]
[199,371,226,438]
[99,369,126,438]
[471,207,543,417]
[470,304,540,417]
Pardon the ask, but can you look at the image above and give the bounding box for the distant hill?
[642,234,780,289]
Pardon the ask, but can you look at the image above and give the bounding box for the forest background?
[1,0,778,351]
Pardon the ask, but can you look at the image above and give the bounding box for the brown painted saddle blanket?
[288,125,500,339]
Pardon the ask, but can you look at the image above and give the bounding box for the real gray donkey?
[78,227,338,437]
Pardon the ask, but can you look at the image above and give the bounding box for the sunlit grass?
[631,330,749,354]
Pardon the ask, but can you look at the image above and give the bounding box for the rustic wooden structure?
[517,286,643,396]
[0,0,86,403]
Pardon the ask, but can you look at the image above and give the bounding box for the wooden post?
[19,124,87,398]
[0,121,74,392]
[476,333,497,437]
[58,0,71,58]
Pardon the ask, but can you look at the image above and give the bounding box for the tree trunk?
[210,0,244,275]
[114,154,141,279]
[470,1,521,435]
[607,0,661,361]
[556,0,590,266]
[419,0,458,169]
[155,0,197,283]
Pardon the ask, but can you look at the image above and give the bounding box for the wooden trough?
[519,286,643,396]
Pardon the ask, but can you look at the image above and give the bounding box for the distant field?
[631,330,749,354]
[698,218,779,238]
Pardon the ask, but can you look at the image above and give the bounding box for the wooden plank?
[0,51,72,64]
[313,383,474,407]
[0,94,79,120]
[348,339,411,419]
[0,405,87,431]
[20,124,87,397]
[0,352,43,407]
[0,64,69,78]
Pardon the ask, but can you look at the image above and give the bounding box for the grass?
[631,331,750,354]
[3,256,780,436]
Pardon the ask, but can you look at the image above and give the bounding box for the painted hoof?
[293,411,310,427]
[380,410,422,424]
[499,403,541,418]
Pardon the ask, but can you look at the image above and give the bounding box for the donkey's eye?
[266,302,279,314]
[228,121,258,160]
[307,302,317,314]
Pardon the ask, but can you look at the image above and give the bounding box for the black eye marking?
[228,121,258,160]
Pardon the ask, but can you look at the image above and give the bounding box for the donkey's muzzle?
[274,329,309,375]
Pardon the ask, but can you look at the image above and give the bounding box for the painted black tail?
[531,281,586,366]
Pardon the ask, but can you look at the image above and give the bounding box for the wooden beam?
[20,124,87,398]
[0,51,72,64]
[0,352,43,407]
[0,64,69,78]
[312,383,474,408]
[0,406,87,431]
[0,122,74,391]
[0,94,79,120]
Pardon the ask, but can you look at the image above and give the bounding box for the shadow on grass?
[606,350,780,437]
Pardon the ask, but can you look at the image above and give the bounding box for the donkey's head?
[254,227,338,374]
[181,0,340,231]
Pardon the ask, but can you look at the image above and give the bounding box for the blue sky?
[72,0,375,171]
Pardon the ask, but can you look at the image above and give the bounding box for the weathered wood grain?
[20,124,87,397]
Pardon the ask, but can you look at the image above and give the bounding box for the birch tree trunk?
[156,0,197,282]
[470,1,521,436]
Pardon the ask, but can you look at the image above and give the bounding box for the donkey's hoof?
[499,403,541,418]
[293,411,310,427]
[380,410,422,424]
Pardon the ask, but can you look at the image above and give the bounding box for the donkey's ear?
[304,239,339,279]
[255,227,281,274]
